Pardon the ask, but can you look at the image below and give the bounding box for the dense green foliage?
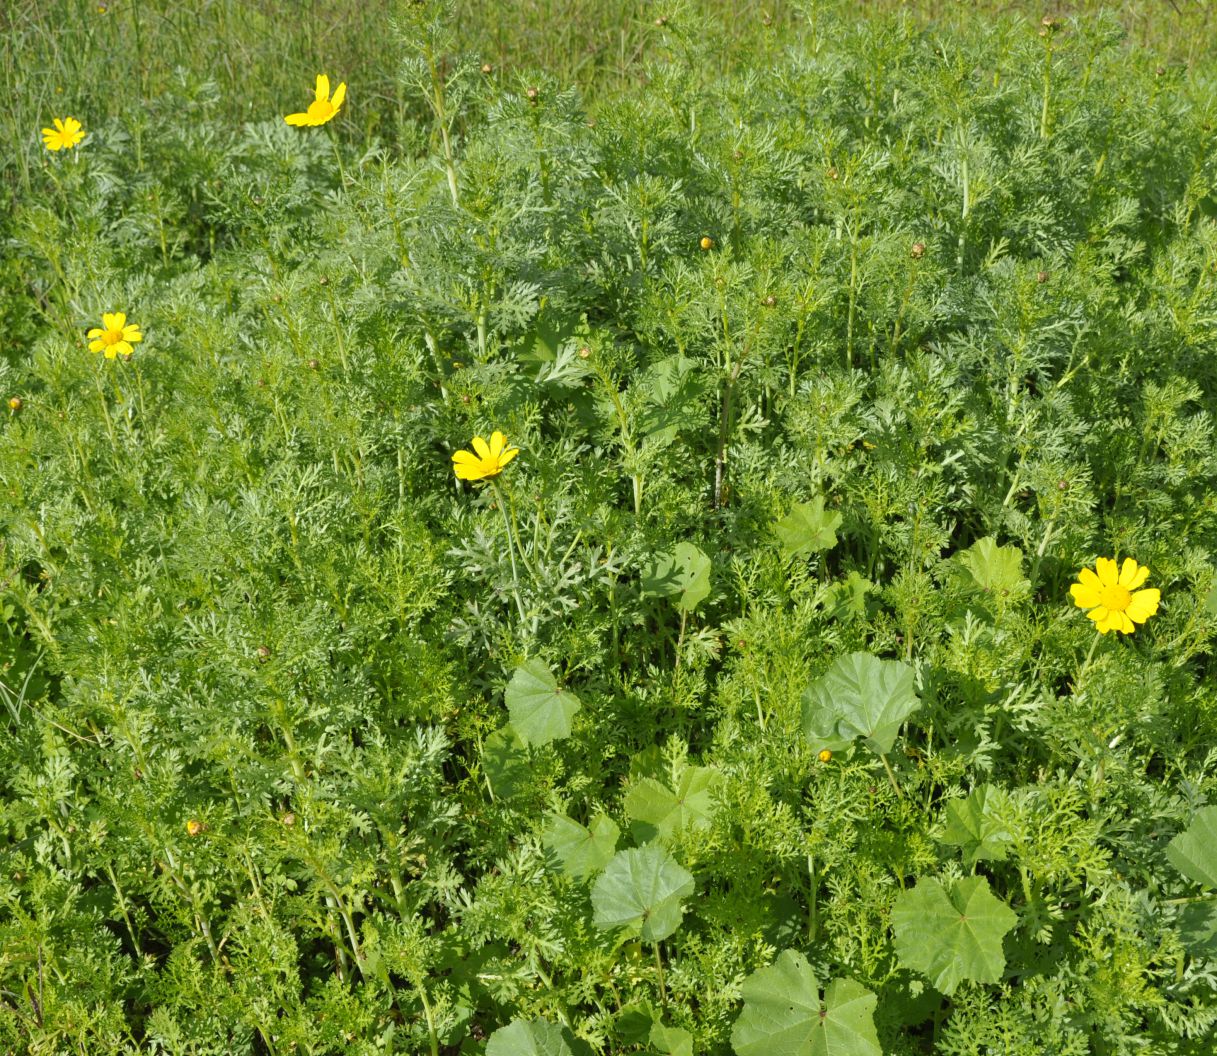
[4,2,1217,1053]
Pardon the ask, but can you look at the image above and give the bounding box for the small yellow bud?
[818,749,833,763]
[8,397,22,412]
[186,819,203,837]
[700,236,714,251]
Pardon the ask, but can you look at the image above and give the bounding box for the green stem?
[489,478,526,621]
[653,942,668,1011]
[880,753,903,799]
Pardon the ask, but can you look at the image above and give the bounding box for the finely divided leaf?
[891,876,1016,994]
[1166,806,1217,889]
[486,1018,573,1056]
[591,846,695,942]
[776,497,842,559]
[801,652,919,755]
[506,659,582,747]
[730,949,880,1056]
[625,766,721,844]
[542,813,619,879]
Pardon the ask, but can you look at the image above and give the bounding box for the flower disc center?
[1099,584,1131,611]
[307,99,334,120]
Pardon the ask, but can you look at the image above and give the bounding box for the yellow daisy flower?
[41,116,85,152]
[1069,557,1160,635]
[285,75,347,127]
[452,431,520,481]
[87,312,143,359]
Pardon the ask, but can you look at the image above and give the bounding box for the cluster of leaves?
[3,3,1217,1054]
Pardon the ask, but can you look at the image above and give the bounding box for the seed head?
[186,819,203,837]
[578,347,591,359]
[654,15,668,26]
[763,294,777,307]
[308,358,320,370]
[481,63,493,74]
[257,645,272,662]
[911,242,925,259]
[282,812,296,827]
[1037,270,1049,284]
[526,86,539,104]
[826,166,838,180]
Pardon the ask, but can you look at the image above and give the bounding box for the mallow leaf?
[1166,806,1217,888]
[486,1018,572,1056]
[955,537,1029,598]
[591,846,695,942]
[542,813,619,879]
[891,876,1016,994]
[730,949,880,1056]
[939,785,1014,867]
[649,1021,694,1056]
[625,765,722,844]
[506,659,581,747]
[801,652,919,755]
[641,543,711,613]
[775,497,842,559]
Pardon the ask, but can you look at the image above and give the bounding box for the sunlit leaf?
[891,876,1016,994]
[730,949,880,1056]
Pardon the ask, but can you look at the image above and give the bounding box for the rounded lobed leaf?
[591,845,695,942]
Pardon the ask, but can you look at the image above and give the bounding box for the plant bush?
[2,3,1217,1054]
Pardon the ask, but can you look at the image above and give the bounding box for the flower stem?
[490,478,526,621]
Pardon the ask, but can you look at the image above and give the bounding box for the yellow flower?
[41,116,84,152]
[452,431,519,481]
[186,819,203,837]
[1070,557,1160,635]
[87,312,143,359]
[817,749,832,763]
[285,74,347,127]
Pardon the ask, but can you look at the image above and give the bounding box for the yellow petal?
[41,126,55,137]
[102,312,118,330]
[1115,611,1134,634]
[1076,567,1100,589]
[1070,582,1102,609]
[114,342,133,357]
[498,446,519,469]
[54,118,66,132]
[89,339,104,352]
[1126,588,1160,623]
[452,450,478,465]
[113,312,126,329]
[472,435,491,460]
[331,82,346,111]
[104,346,118,359]
[123,326,142,342]
[87,328,103,338]
[316,74,330,103]
[1121,563,1149,590]
[285,112,310,126]
[1086,605,1109,624]
[489,431,506,457]
[64,117,81,133]
[1094,557,1118,588]
[455,463,486,481]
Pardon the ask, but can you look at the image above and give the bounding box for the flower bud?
[7,397,21,412]
[186,819,203,837]
[308,358,320,370]
[700,236,714,250]
[578,347,591,359]
[481,63,493,74]
[818,749,832,763]
[526,86,539,104]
